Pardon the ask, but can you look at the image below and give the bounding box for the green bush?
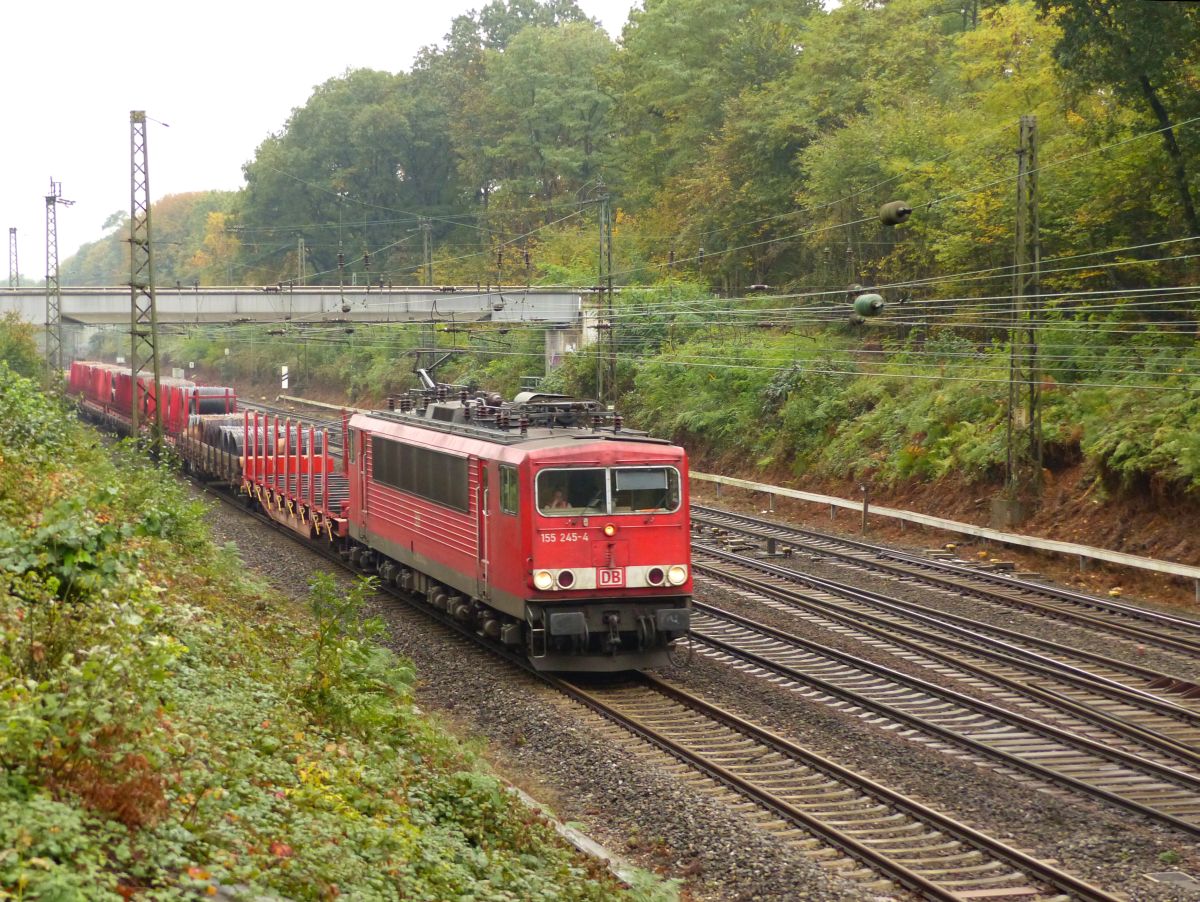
[299,572,415,733]
[0,313,43,381]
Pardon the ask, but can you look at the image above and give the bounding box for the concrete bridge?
[0,285,590,326]
[0,285,598,371]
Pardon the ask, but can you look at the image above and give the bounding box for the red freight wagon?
[112,369,136,414]
[242,412,349,542]
[144,377,194,434]
[68,360,88,395]
[67,361,237,441]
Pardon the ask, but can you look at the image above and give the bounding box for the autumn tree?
[189,211,242,285]
[59,193,235,286]
[240,69,418,282]
[471,0,593,49]
[480,22,615,215]
[1035,0,1200,235]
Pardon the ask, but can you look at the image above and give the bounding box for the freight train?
[67,361,692,671]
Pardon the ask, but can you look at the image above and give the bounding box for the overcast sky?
[1,0,637,278]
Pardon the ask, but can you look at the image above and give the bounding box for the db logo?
[599,568,625,587]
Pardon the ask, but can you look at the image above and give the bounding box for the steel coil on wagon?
[190,413,237,441]
[190,385,237,414]
[219,425,258,456]
[200,417,241,447]
[289,431,325,454]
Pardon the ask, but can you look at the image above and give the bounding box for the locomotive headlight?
[533,569,555,591]
[556,569,576,589]
[647,567,666,586]
[603,523,617,537]
[667,565,688,586]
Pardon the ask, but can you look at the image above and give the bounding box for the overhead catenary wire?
[229,112,1200,304]
[181,320,1200,391]
[290,208,589,288]
[676,120,1018,241]
[147,107,1200,403]
[138,330,1200,385]
[602,114,1200,282]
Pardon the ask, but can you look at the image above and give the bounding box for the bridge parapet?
[0,286,588,326]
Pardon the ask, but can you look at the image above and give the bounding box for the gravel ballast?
[203,495,876,900]
[203,490,1200,900]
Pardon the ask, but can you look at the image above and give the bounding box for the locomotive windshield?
[537,469,607,515]
[612,467,680,513]
[536,467,681,516]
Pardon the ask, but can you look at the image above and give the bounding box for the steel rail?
[556,672,1118,902]
[693,547,1200,770]
[693,539,1200,712]
[689,474,1200,586]
[693,505,1200,653]
[685,598,1200,836]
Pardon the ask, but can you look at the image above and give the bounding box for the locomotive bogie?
[340,538,527,648]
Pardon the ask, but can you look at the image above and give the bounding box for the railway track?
[693,505,1200,656]
[238,398,344,446]
[553,672,1117,902]
[683,584,1200,837]
[196,481,1123,900]
[691,542,1200,725]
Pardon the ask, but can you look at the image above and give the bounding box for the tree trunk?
[1138,74,1200,236]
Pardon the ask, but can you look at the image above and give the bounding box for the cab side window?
[499,465,519,515]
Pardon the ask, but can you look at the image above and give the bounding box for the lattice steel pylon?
[45,180,73,378]
[8,227,18,288]
[129,111,162,444]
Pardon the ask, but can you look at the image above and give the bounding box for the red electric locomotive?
[343,383,692,671]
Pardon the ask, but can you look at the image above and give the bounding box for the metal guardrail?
[277,395,369,414]
[690,471,1200,592]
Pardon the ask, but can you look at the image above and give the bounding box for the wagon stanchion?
[255,411,263,497]
[323,425,331,521]
[284,418,291,504]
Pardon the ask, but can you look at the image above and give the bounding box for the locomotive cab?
[517,443,692,671]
